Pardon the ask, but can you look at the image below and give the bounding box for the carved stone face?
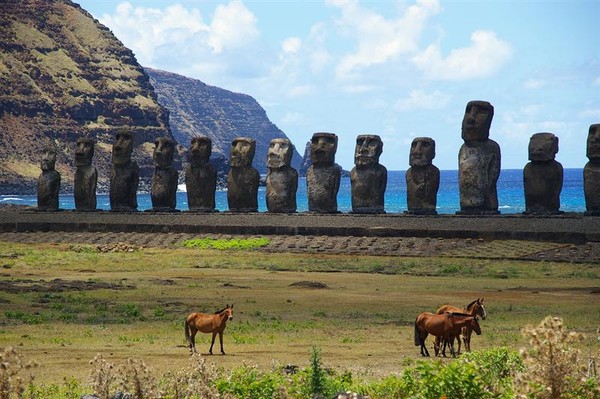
[230,137,255,167]
[40,146,57,171]
[112,131,134,165]
[153,137,175,168]
[310,132,338,167]
[75,138,94,167]
[190,137,211,166]
[354,135,382,168]
[267,138,293,169]
[587,124,600,161]
[529,132,558,162]
[461,101,494,142]
[409,137,435,167]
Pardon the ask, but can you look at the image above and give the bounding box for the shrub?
[515,316,600,399]
[182,237,270,250]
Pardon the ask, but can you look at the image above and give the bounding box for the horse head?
[476,298,487,320]
[471,316,482,335]
[225,304,234,321]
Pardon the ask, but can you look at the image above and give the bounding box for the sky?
[75,0,599,171]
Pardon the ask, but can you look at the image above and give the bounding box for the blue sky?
[76,0,599,171]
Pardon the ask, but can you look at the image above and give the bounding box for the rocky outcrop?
[146,68,302,175]
[0,0,175,194]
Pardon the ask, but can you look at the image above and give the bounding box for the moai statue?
[37,146,61,211]
[306,132,341,213]
[458,100,501,214]
[584,124,600,216]
[149,137,178,212]
[350,134,387,214]
[227,137,259,212]
[405,137,439,215]
[523,133,563,215]
[109,130,139,211]
[185,136,217,212]
[266,138,298,213]
[73,138,97,211]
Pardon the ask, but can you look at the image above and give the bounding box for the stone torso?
[110,162,139,211]
[350,164,387,213]
[584,161,600,214]
[307,164,341,213]
[37,170,61,210]
[458,140,500,212]
[74,165,97,210]
[151,166,179,210]
[406,165,440,214]
[266,168,298,213]
[185,164,217,211]
[523,160,563,214]
[227,166,259,211]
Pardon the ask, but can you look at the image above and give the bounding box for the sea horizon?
[0,168,586,215]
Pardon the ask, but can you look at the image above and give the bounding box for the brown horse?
[184,304,234,355]
[414,311,481,357]
[435,298,486,355]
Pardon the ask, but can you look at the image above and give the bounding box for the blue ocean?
[0,169,587,214]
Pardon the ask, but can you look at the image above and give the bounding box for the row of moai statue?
[38,100,600,215]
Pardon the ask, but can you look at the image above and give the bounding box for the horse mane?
[465,299,478,311]
[446,311,472,318]
[214,307,227,314]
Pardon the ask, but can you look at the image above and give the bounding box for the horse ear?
[480,298,484,303]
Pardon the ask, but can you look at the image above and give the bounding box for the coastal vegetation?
[0,241,598,397]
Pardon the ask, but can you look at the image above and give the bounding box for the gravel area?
[1,231,598,263]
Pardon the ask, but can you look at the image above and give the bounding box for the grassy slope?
[0,242,598,385]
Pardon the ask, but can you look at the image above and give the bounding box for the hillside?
[0,0,174,194]
[146,68,302,174]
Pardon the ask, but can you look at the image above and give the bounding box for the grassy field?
[0,240,598,386]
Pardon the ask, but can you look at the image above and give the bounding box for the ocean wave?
[1,197,24,202]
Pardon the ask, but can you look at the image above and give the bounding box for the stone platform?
[0,208,598,244]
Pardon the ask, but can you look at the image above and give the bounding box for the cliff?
[146,68,302,175]
[0,0,174,194]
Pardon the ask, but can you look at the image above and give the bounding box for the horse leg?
[209,332,217,355]
[421,332,430,357]
[219,331,225,355]
[433,336,441,357]
[190,328,198,354]
[464,328,472,352]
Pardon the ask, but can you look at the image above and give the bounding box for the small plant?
[515,315,599,399]
[182,237,270,250]
[0,347,38,399]
[309,346,328,397]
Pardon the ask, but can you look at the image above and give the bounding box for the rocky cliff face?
[146,68,302,175]
[0,0,175,194]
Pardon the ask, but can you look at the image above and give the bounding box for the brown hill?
[0,0,174,194]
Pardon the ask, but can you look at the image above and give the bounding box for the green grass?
[0,240,597,388]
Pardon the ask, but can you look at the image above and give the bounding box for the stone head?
[75,138,94,167]
[529,132,558,162]
[230,137,255,167]
[40,146,57,171]
[461,100,494,142]
[310,132,338,167]
[190,136,212,166]
[587,124,600,161]
[409,137,436,167]
[112,130,134,165]
[153,137,175,168]
[267,138,294,169]
[354,135,383,168]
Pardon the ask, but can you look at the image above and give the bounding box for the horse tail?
[184,317,191,345]
[414,319,422,346]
